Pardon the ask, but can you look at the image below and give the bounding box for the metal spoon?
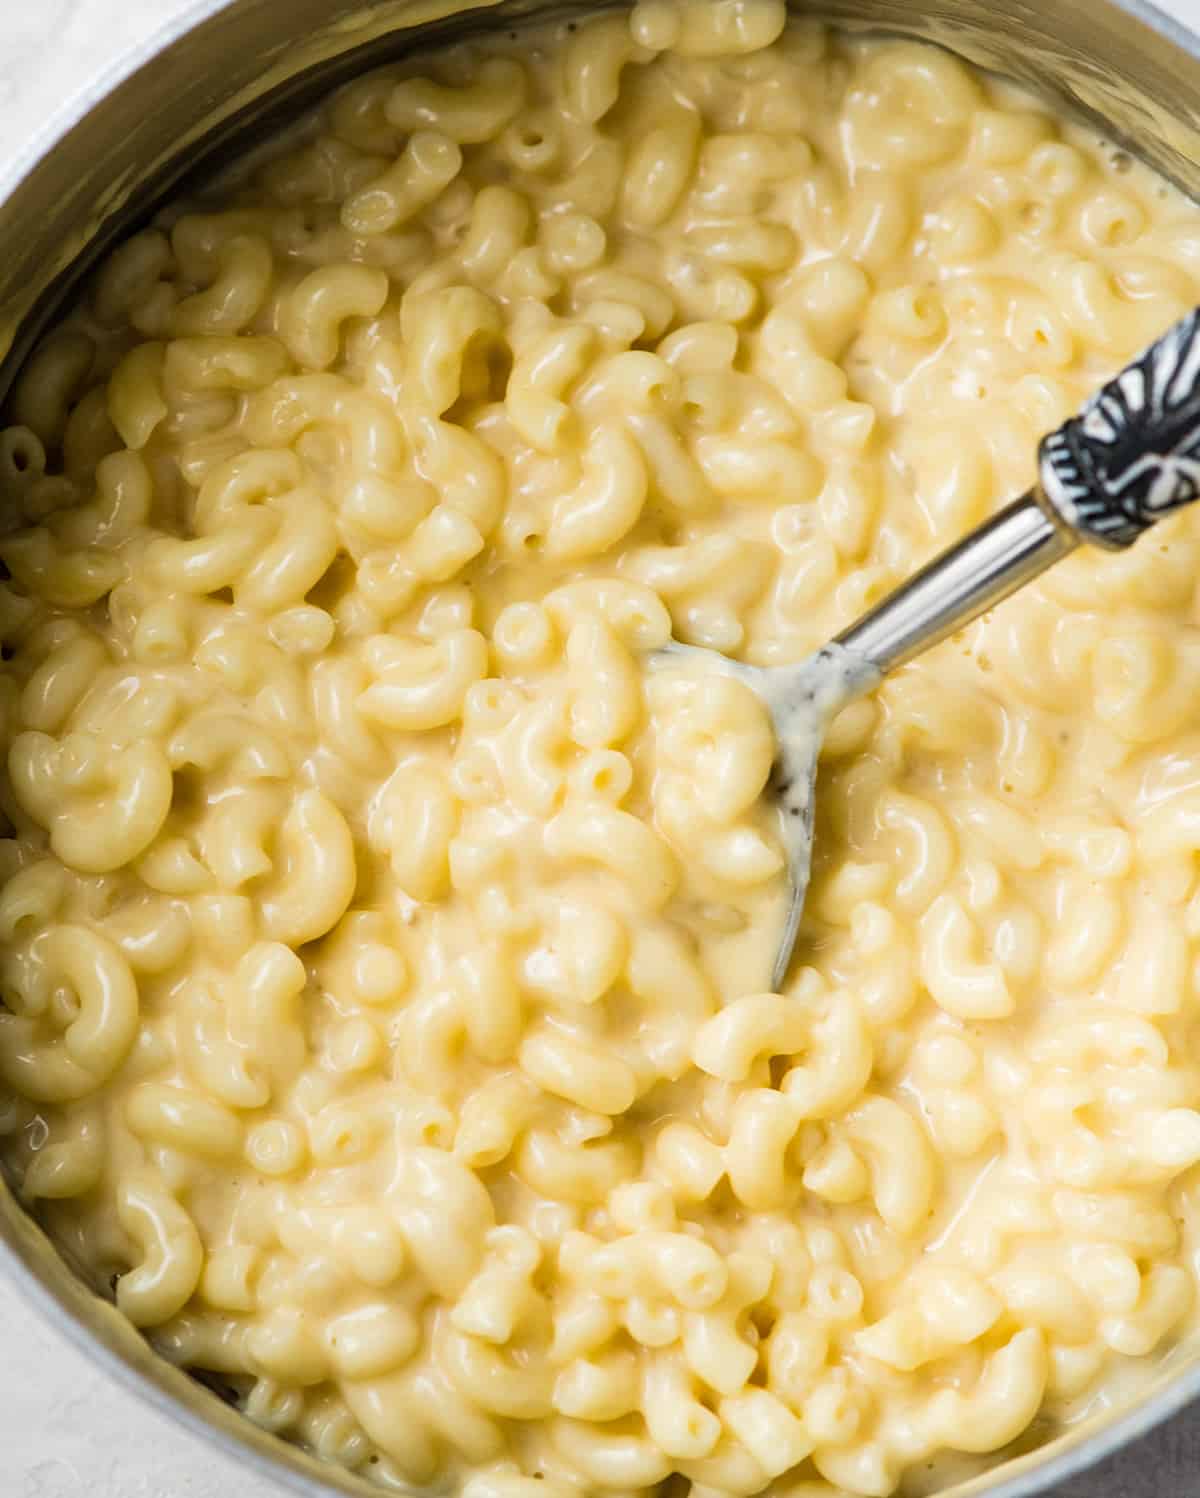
[655,307,1200,990]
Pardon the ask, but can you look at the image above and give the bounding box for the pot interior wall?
[1,3,1200,1497]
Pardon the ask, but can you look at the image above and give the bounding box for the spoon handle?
[834,492,1071,675]
[836,306,1200,676]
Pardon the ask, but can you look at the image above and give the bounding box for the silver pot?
[2,1,1200,1494]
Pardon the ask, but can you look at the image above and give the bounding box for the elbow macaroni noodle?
[3,5,1200,1492]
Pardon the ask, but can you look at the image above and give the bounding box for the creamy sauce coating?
[1,6,1200,1496]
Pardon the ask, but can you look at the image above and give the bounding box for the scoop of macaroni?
[3,4,1200,1494]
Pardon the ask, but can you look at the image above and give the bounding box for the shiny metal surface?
[2,2,1200,1496]
[835,495,1075,675]
[762,494,1073,991]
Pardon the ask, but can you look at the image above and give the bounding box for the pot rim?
[2,1,1200,1494]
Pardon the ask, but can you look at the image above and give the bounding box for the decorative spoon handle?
[1040,306,1200,546]
[836,307,1200,676]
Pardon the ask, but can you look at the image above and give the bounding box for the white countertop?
[4,1,1200,1494]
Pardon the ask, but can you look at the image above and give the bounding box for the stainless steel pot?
[2,1,1200,1494]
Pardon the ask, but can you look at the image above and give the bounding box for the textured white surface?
[4,1,1200,1494]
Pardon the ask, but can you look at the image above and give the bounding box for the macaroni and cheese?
[2,5,1200,1494]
